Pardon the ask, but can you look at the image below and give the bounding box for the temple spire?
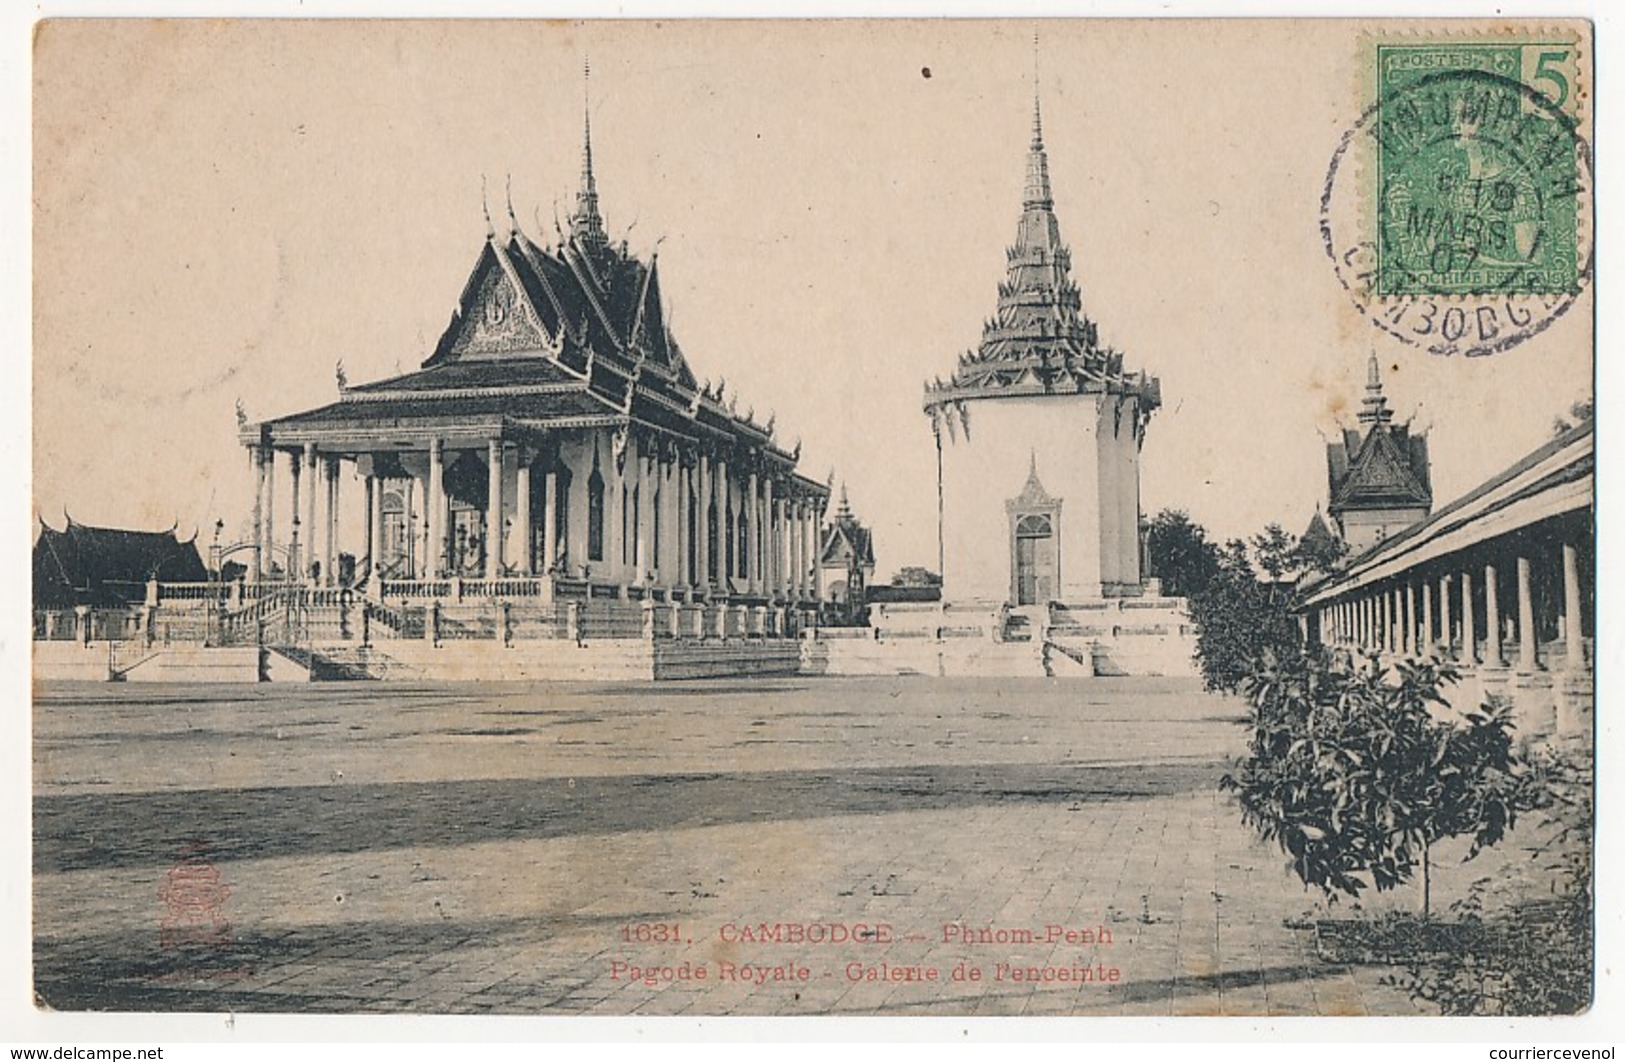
[1359,350,1394,426]
[571,54,609,252]
[1024,34,1052,209]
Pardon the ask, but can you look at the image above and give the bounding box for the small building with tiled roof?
[818,485,877,624]
[34,517,207,609]
[1325,354,1432,554]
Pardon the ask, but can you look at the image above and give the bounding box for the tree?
[1144,508,1220,598]
[1251,523,1298,585]
[1221,649,1541,918]
[1551,398,1594,437]
[1188,536,1301,693]
[1293,523,1349,577]
[892,566,941,588]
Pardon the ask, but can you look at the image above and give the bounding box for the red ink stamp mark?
[158,842,234,952]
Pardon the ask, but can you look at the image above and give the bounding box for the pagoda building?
[818,484,877,625]
[1325,354,1432,554]
[922,87,1160,607]
[239,97,831,616]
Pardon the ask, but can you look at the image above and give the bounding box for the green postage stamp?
[1373,40,1584,297]
[1321,28,1592,356]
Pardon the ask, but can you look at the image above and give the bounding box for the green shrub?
[1221,648,1542,916]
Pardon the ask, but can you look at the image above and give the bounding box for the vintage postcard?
[24,17,1596,1027]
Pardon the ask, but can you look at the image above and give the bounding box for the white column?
[427,439,445,578]
[764,480,778,599]
[250,445,266,582]
[486,438,504,580]
[797,500,810,600]
[288,450,303,582]
[404,477,418,578]
[713,457,729,592]
[1516,554,1538,671]
[636,451,653,584]
[697,454,711,593]
[368,472,384,586]
[542,467,559,574]
[746,472,761,595]
[676,457,691,587]
[1563,542,1585,672]
[263,449,276,579]
[303,443,319,582]
[1484,562,1504,667]
[813,500,825,603]
[516,451,533,577]
[323,457,339,587]
[780,496,793,597]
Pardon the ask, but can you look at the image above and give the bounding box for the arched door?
[1015,514,1055,605]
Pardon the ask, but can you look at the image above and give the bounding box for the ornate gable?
[1006,453,1061,514]
[439,244,555,361]
[1327,355,1432,515]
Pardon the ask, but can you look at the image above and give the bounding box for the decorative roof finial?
[335,359,348,391]
[1031,30,1043,150]
[1022,35,1053,210]
[1358,349,1393,426]
[235,398,247,431]
[505,174,518,236]
[481,174,494,239]
[838,481,852,520]
[571,53,609,251]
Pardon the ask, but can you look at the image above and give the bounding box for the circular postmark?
[1322,61,1592,357]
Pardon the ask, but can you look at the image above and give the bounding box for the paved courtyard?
[32,675,1558,1016]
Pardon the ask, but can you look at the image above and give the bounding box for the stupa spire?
[1359,351,1394,426]
[1023,37,1053,210]
[571,54,609,252]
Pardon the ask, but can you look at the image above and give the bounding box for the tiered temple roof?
[923,88,1160,422]
[253,101,810,486]
[1326,354,1432,519]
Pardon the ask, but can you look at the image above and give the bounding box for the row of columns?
[248,432,829,602]
[1313,539,1588,674]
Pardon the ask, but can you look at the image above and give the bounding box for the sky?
[32,19,1594,580]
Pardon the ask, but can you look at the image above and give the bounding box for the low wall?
[823,596,1200,678]
[33,642,112,682]
[126,647,261,683]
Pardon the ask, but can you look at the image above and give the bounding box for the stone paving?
[31,675,1563,1016]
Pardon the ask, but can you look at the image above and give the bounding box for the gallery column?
[1420,579,1432,656]
[1438,573,1453,657]
[1484,561,1504,668]
[1516,554,1539,672]
[1460,568,1477,666]
[1562,541,1585,672]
